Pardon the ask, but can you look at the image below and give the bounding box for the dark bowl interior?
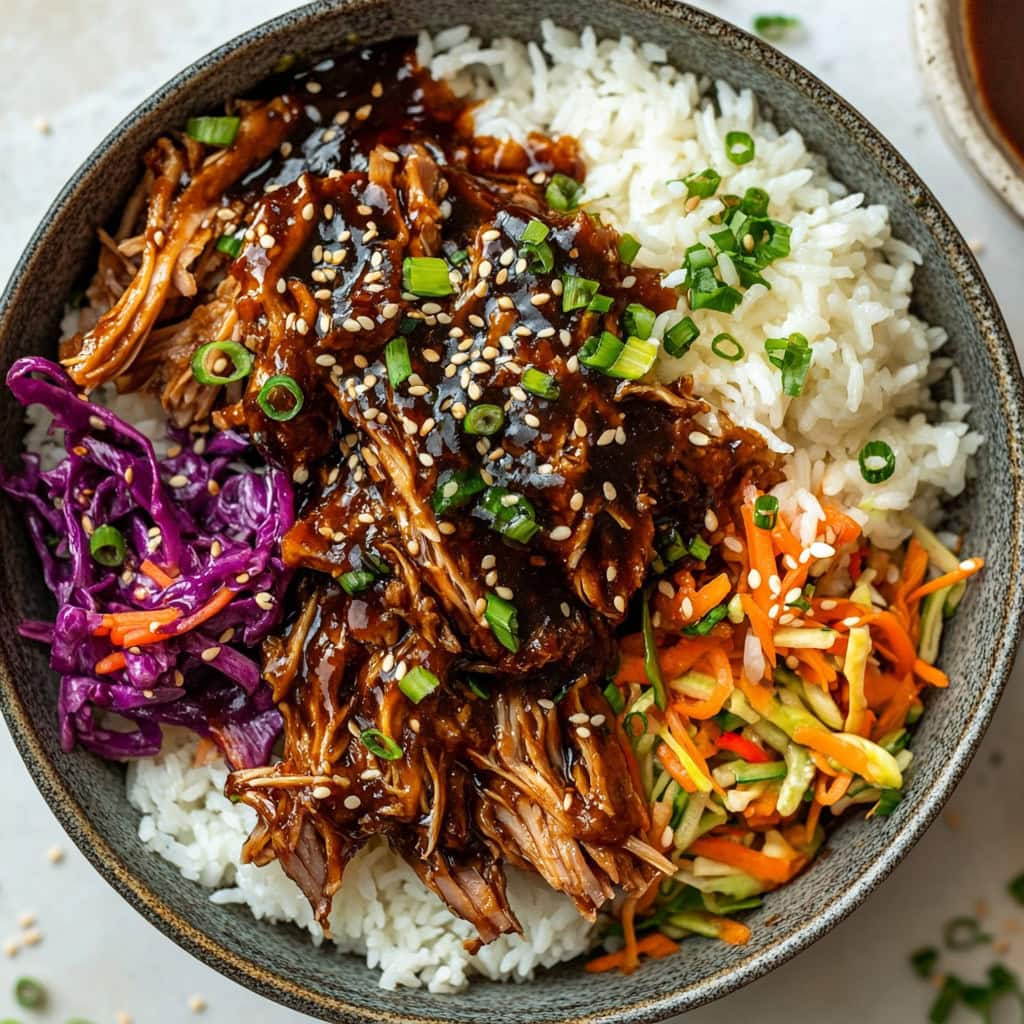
[2,2,1023,1022]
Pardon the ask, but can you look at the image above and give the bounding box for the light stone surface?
[1,1,1022,1020]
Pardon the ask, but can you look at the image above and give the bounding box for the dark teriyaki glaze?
[170,42,780,939]
[963,0,1024,165]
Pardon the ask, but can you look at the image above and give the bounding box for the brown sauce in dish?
[963,0,1024,164]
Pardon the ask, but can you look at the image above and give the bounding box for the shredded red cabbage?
[1,357,293,768]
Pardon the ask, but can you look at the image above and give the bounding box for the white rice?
[26,23,983,991]
[420,21,982,548]
[126,731,594,992]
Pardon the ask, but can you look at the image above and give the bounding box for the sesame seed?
[343,318,361,333]
[689,431,710,446]
[496,586,514,600]
[201,646,221,662]
[842,616,861,628]
[569,712,590,724]
[959,558,977,572]
[312,785,332,800]
[748,569,762,589]
[606,566,618,582]
[613,595,626,613]
[809,541,836,559]
[768,574,782,595]
[531,292,551,306]
[821,599,838,610]
[657,580,675,598]
[705,509,719,531]
[355,104,372,120]
[357,315,375,330]
[439,522,456,535]
[768,605,781,620]
[254,592,275,610]
[539,698,555,710]
[46,845,64,864]
[597,429,616,446]
[538,463,554,475]
[563,793,573,810]
[591,714,606,727]
[785,588,803,603]
[316,353,337,367]
[187,995,207,1013]
[549,525,572,541]
[560,602,571,617]
[344,794,362,810]
[603,481,617,501]
[259,234,276,249]
[573,418,587,438]
[292,466,309,484]
[576,726,592,739]
[305,80,322,93]
[570,492,584,511]
[168,474,189,488]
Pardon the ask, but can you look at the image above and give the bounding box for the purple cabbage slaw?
[0,356,294,768]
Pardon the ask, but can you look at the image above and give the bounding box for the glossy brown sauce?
[963,0,1024,163]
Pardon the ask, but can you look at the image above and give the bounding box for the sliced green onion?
[186,116,240,147]
[399,663,440,704]
[399,665,440,704]
[89,525,126,568]
[14,978,47,1011]
[732,254,770,288]
[872,788,902,817]
[479,487,539,543]
[607,336,658,380]
[943,916,992,951]
[522,239,554,274]
[929,976,964,1024]
[623,709,648,739]
[191,340,253,386]
[618,233,641,265]
[623,303,656,340]
[485,593,520,652]
[859,440,896,484]
[463,404,505,436]
[1009,872,1024,905]
[710,226,738,253]
[431,468,485,515]
[545,173,583,212]
[690,270,744,313]
[521,366,560,400]
[680,168,721,199]
[753,495,779,530]
[340,570,376,595]
[780,333,812,396]
[689,536,712,561]
[725,130,756,165]
[448,247,469,267]
[684,604,729,636]
[216,231,244,257]
[360,727,403,760]
[685,244,716,276]
[663,317,699,358]
[740,187,770,217]
[385,337,412,387]
[753,14,801,40]
[402,256,453,297]
[710,333,744,361]
[467,678,490,700]
[587,293,614,313]
[562,274,600,312]
[521,219,550,244]
[257,374,304,421]
[641,592,668,710]
[579,331,623,371]
[909,946,939,979]
[603,681,625,714]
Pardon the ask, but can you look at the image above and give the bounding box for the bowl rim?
[2,1,1024,1022]
[913,0,1024,221]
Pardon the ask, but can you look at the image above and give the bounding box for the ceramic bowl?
[914,0,1024,219]
[2,2,1023,1022]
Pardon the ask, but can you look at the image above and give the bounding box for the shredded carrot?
[674,648,733,719]
[621,898,639,973]
[193,737,219,767]
[814,771,852,807]
[116,586,237,649]
[714,917,752,945]
[821,502,863,550]
[94,651,127,675]
[864,610,917,679]
[687,837,793,885]
[805,798,823,845]
[666,708,721,795]
[793,726,875,781]
[687,572,731,622]
[585,932,679,972]
[741,503,775,610]
[914,658,949,689]
[739,593,776,668]
[139,559,177,589]
[657,739,698,794]
[907,558,984,604]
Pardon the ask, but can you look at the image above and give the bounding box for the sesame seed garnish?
[496,586,514,600]
[689,431,710,446]
[768,605,780,620]
[748,569,763,589]
[657,580,675,598]
[315,353,337,367]
[705,509,719,531]
[343,318,361,333]
[355,103,373,120]
[312,785,332,800]
[613,595,626,613]
[570,491,584,511]
[344,795,362,810]
[809,541,836,559]
[959,558,977,571]
[603,481,617,501]
[254,592,275,610]
[531,292,551,306]
[201,646,221,662]
[439,522,456,535]
[187,995,207,1013]
[597,429,616,446]
[549,525,572,541]
[168,474,189,488]
[539,698,555,710]
[524,413,540,427]
[560,602,571,617]
[569,712,589,724]
[46,845,64,864]
[481,554,497,570]
[576,726,592,739]
[538,463,554,475]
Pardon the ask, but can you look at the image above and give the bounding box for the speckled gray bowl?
[1,2,1022,1022]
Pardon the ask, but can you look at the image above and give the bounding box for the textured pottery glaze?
[1,2,1022,1022]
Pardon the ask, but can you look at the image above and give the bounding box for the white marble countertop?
[2,1,1023,1021]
